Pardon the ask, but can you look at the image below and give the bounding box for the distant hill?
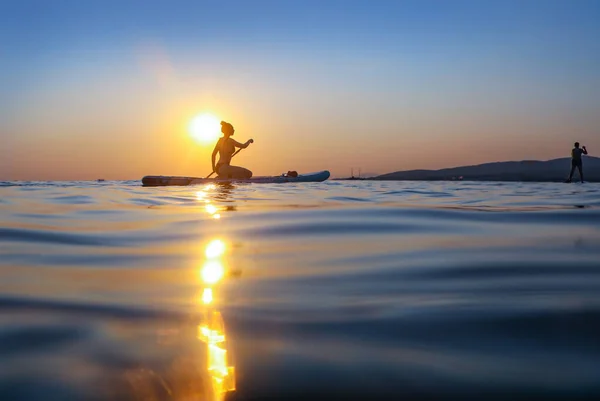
[373,157,600,182]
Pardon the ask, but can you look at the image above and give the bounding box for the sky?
[1,0,599,180]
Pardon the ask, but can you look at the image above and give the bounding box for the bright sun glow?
[189,113,220,144]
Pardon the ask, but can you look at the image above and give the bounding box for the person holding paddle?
[211,121,254,179]
[566,142,588,183]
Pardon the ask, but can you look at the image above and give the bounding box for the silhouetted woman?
[211,121,253,179]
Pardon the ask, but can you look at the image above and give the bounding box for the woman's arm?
[582,146,588,155]
[231,138,253,149]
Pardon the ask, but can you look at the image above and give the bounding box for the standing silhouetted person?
[566,142,588,183]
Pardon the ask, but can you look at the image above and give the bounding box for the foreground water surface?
[1,180,600,400]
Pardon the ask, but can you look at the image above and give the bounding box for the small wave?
[0,228,128,247]
[0,226,208,247]
[0,228,124,246]
[402,262,600,280]
[0,252,181,268]
[326,196,372,202]
[14,213,66,220]
[226,306,600,348]
[237,220,450,237]
[0,324,88,358]
[47,195,96,205]
[127,197,168,206]
[154,195,197,203]
[0,296,183,321]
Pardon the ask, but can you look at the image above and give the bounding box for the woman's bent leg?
[217,165,253,179]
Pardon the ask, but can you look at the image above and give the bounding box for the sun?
[189,113,220,144]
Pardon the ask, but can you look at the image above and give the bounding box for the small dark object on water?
[286,171,298,178]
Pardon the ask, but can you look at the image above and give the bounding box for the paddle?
[205,139,253,179]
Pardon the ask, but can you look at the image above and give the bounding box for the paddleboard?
[141,170,330,187]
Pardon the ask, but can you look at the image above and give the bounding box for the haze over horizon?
[2,0,599,180]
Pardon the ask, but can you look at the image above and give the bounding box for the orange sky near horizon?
[4,67,595,181]
[4,91,597,181]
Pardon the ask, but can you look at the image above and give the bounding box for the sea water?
[1,180,599,400]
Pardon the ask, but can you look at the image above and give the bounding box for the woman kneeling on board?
[212,121,254,179]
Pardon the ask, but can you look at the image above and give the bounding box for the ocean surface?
[1,180,600,401]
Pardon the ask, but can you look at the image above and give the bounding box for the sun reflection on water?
[198,184,222,219]
[197,238,235,400]
[205,239,226,259]
[126,184,236,401]
[201,260,225,285]
[202,288,213,305]
[192,185,236,399]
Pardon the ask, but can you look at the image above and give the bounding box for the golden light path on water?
[126,184,235,401]
[197,184,221,219]
[198,234,235,400]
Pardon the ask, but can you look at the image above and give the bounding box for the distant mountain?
[374,157,600,182]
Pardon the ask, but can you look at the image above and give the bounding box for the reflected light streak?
[205,239,226,259]
[198,183,223,219]
[198,311,235,399]
[198,237,235,400]
[202,288,213,304]
[201,260,225,284]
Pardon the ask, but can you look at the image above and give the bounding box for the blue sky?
[1,0,599,179]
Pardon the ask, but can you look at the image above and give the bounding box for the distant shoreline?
[335,177,596,183]
[353,156,600,183]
